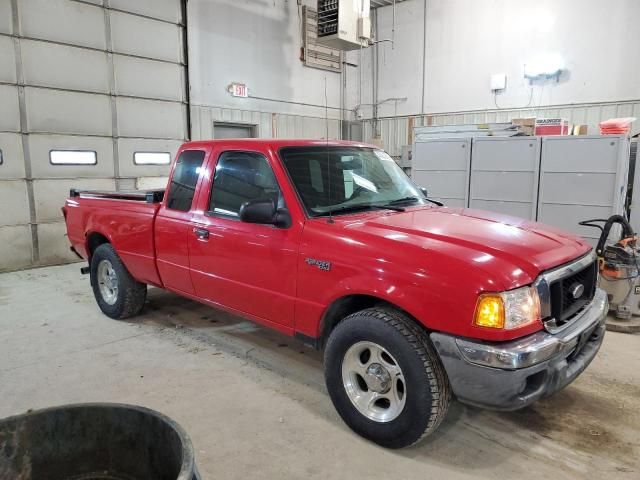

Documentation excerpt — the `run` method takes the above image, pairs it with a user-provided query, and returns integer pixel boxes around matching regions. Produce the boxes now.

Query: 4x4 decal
[305,258,331,271]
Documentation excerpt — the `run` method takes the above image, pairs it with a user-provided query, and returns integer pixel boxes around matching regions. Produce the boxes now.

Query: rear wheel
[324,307,451,448]
[90,244,147,319]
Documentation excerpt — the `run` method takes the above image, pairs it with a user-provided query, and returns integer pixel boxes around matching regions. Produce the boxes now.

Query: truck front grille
[549,259,597,327]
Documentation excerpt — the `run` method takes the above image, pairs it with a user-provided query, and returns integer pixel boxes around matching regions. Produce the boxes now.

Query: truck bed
[64,189,164,287]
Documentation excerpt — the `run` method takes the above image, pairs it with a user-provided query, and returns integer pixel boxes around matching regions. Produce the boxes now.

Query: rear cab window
[165,150,206,211]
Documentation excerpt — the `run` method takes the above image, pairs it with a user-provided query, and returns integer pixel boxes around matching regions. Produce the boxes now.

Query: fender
[82,206,162,287]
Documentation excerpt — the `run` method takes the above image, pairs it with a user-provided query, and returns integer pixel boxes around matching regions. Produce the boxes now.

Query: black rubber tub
[0,403,199,480]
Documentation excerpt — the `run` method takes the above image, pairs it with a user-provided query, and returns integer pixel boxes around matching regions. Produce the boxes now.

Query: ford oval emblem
[571,283,585,299]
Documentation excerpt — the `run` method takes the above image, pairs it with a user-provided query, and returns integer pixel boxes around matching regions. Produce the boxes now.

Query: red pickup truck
[63,139,607,448]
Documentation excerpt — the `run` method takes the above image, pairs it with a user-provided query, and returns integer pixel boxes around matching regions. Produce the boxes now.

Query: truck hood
[344,206,591,290]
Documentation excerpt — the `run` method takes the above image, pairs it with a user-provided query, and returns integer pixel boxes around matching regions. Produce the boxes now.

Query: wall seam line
[10,0,39,264]
[104,0,120,188]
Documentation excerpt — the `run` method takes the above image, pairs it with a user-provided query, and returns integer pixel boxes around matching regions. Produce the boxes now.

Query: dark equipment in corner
[580,215,640,332]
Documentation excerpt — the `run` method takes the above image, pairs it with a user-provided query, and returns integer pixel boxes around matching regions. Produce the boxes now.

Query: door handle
[193,227,209,240]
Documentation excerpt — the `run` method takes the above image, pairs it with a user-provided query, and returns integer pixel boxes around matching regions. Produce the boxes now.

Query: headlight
[474,286,541,330]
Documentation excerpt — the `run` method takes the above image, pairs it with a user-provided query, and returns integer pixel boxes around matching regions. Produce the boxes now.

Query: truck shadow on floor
[134,287,638,475]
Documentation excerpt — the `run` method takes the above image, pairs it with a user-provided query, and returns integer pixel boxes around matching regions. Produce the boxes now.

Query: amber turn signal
[474,294,505,329]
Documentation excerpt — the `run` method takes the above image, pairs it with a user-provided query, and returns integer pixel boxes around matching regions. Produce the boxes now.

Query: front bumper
[430,288,608,410]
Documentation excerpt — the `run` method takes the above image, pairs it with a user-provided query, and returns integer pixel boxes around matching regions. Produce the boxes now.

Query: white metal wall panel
[537,135,629,241]
[209,109,253,136]
[116,98,185,139]
[37,221,79,265]
[361,117,410,157]
[25,88,112,136]
[380,118,408,157]
[113,55,183,101]
[276,114,340,140]
[193,106,274,139]
[469,137,541,220]
[28,134,114,178]
[0,226,33,271]
[33,178,115,223]
[117,138,181,178]
[0,1,12,34]
[192,106,345,144]
[0,36,17,83]
[0,133,25,179]
[136,177,170,190]
[412,138,471,207]
[110,11,182,63]
[21,40,110,93]
[0,85,20,132]
[110,0,182,24]
[0,181,30,227]
[1,0,187,271]
[20,0,106,50]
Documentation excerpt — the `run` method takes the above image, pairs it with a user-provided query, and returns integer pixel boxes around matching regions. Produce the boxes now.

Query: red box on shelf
[535,118,569,135]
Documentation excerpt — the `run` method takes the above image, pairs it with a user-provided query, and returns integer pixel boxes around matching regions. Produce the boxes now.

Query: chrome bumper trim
[454,288,608,370]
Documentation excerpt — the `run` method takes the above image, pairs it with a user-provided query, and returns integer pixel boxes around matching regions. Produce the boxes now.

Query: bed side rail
[69,188,165,204]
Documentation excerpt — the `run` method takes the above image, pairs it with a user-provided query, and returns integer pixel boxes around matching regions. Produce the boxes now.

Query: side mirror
[239,199,291,228]
[420,187,429,198]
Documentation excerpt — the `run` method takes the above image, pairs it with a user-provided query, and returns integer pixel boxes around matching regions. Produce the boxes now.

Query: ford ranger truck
[63,139,607,448]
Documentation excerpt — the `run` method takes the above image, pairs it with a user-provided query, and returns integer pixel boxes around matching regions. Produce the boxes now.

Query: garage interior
[1,0,639,478]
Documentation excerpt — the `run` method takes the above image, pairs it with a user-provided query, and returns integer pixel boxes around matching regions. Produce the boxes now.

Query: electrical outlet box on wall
[491,73,507,92]
[357,16,371,41]
[316,0,371,50]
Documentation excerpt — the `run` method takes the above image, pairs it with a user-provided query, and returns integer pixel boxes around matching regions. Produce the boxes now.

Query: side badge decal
[305,258,331,271]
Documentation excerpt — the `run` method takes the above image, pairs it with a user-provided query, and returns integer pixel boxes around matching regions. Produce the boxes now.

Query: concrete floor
[1,264,639,479]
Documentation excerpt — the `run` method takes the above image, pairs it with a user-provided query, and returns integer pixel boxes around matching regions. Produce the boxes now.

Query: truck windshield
[280,146,425,216]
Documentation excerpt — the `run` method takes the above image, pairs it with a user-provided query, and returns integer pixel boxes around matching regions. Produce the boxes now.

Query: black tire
[90,243,147,319]
[324,307,451,448]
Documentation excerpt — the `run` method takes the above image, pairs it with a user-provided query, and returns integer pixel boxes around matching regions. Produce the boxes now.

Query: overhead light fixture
[524,53,565,80]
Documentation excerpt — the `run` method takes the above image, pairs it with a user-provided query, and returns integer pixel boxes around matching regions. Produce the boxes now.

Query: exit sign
[228,83,248,98]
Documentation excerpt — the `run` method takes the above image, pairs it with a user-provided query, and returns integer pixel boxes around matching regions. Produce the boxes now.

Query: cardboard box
[572,124,588,135]
[535,118,570,135]
[512,118,536,136]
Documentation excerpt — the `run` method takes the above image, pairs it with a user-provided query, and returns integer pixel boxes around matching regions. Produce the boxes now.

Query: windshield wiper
[388,195,444,207]
[318,204,405,217]
[387,196,422,206]
[371,205,405,212]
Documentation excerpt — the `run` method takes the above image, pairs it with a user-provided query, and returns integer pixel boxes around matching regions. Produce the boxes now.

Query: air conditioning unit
[316,0,371,51]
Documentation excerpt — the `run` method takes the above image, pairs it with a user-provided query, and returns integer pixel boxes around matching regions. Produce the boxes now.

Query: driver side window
[209,151,283,217]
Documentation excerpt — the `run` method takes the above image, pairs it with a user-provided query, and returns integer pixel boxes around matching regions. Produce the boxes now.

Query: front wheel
[90,243,147,319]
[324,307,451,448]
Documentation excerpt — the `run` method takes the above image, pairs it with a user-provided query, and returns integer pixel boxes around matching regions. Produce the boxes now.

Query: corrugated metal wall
[191,105,341,142]
[362,99,640,157]
[0,0,187,272]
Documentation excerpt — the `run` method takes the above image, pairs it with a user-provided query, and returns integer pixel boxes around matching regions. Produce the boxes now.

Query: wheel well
[86,232,110,259]
[319,295,419,349]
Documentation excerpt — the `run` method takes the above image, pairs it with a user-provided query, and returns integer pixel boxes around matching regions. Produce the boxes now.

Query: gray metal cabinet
[469,137,541,220]
[537,135,630,242]
[412,138,471,207]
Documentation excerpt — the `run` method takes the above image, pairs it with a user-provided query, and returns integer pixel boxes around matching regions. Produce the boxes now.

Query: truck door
[155,148,208,294]
[187,148,301,330]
